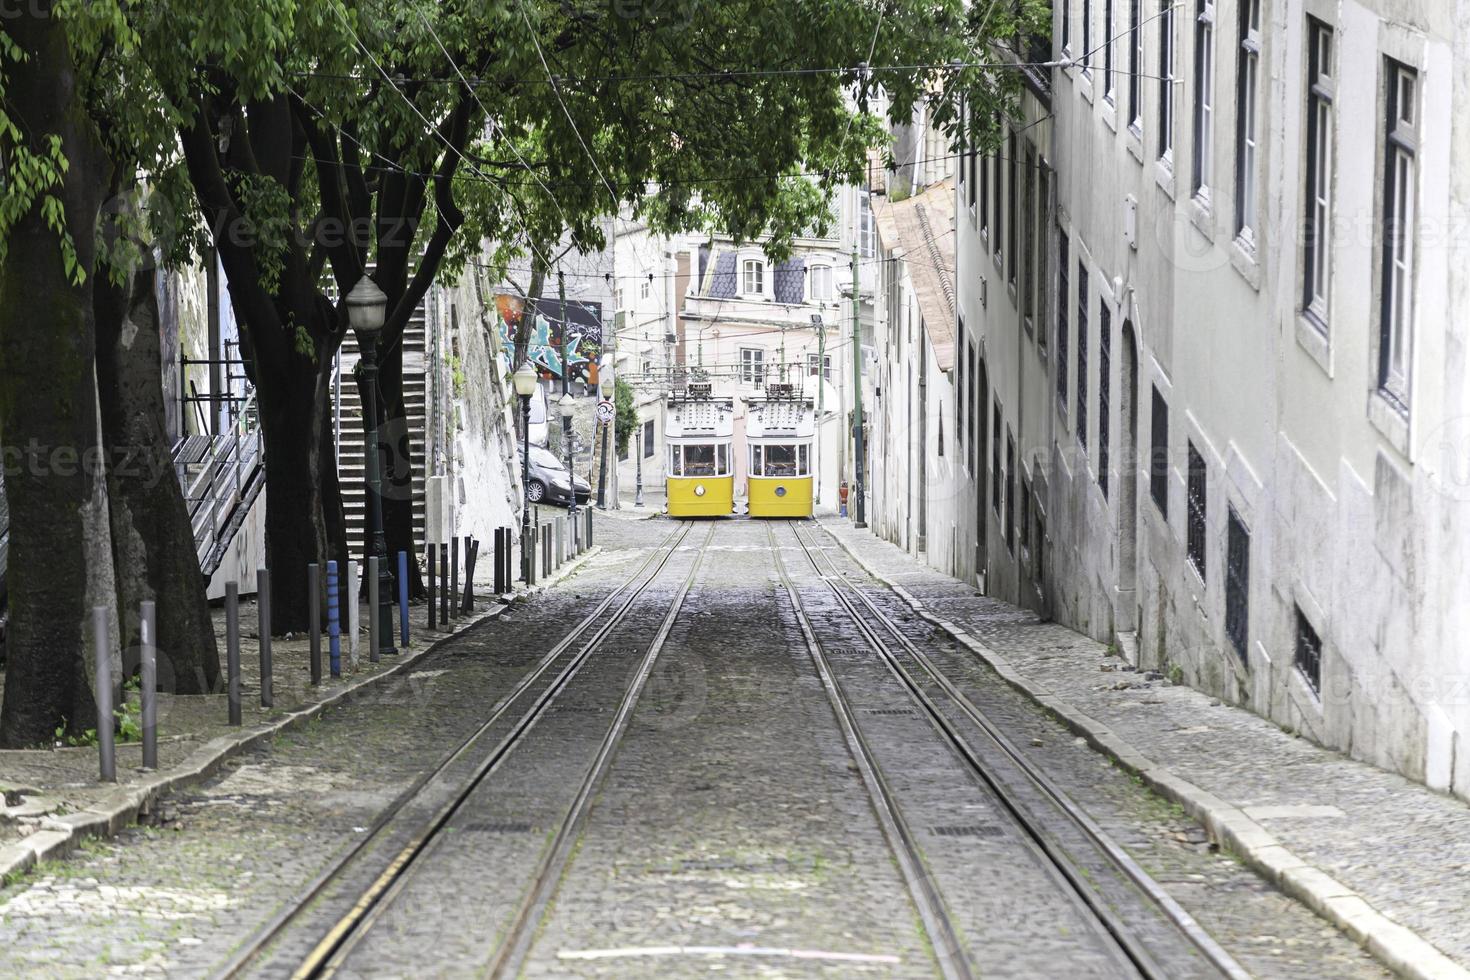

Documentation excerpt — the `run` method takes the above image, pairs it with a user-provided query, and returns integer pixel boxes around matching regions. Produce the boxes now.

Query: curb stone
[0,544,601,887]
[816,521,1468,980]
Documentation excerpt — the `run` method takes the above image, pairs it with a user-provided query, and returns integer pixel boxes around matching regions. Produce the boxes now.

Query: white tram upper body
[744,385,816,518]
[664,383,735,517]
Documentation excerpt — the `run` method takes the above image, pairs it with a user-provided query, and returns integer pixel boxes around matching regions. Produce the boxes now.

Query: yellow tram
[744,385,815,518]
[664,384,735,517]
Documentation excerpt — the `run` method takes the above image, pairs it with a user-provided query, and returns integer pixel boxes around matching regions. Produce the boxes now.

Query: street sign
[596,399,615,424]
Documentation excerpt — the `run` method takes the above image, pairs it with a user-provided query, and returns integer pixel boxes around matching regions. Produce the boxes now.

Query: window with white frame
[1128,0,1143,131]
[640,277,651,300]
[1234,0,1262,245]
[1380,59,1418,409]
[742,259,765,296]
[806,352,833,380]
[1192,0,1215,200]
[1103,0,1115,102]
[1158,0,1175,165]
[859,194,877,258]
[741,347,766,386]
[1082,0,1093,75]
[810,264,834,301]
[1302,19,1334,329]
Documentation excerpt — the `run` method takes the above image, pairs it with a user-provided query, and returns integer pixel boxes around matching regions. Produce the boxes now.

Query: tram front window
[684,444,717,476]
[764,444,798,477]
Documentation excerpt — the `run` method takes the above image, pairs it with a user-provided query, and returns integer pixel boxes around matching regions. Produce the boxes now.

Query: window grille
[1098,305,1111,497]
[1226,507,1250,660]
[1295,607,1322,693]
[1150,386,1169,517]
[1187,443,1207,579]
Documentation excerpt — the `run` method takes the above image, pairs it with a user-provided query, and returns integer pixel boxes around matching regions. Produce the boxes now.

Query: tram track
[768,522,974,980]
[776,520,1252,980]
[212,520,702,979]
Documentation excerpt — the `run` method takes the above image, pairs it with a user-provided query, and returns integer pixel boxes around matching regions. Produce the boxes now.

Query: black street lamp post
[345,277,396,657]
[513,361,538,583]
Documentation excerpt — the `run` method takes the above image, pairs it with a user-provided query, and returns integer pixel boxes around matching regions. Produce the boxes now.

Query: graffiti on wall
[496,294,604,384]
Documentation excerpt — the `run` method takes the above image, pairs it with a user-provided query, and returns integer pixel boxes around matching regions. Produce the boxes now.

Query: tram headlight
[695,484,706,496]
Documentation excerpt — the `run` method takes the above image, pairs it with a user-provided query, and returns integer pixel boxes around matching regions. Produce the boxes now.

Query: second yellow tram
[744,386,815,518]
[665,384,735,517]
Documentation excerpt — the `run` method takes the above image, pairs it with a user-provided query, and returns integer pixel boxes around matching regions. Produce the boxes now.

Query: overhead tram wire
[328,1,564,292]
[512,0,674,373]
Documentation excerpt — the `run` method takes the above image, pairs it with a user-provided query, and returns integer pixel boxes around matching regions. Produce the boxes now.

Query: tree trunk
[0,5,117,745]
[255,346,335,635]
[94,264,221,695]
[377,335,424,599]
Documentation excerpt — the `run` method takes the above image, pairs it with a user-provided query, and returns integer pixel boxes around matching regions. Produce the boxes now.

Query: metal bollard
[368,556,381,664]
[587,508,594,549]
[93,606,115,782]
[427,544,437,630]
[345,561,359,669]
[226,583,242,726]
[257,568,273,708]
[140,601,158,770]
[450,537,459,622]
[543,523,552,578]
[327,562,341,679]
[440,544,450,624]
[308,563,322,686]
[493,528,507,595]
[461,539,479,615]
[397,551,410,648]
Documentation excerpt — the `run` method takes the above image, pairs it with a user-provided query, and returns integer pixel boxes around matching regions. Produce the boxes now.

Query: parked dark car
[521,445,591,507]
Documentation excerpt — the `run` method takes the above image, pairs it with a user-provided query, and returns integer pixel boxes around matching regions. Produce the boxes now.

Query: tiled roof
[773,258,806,304]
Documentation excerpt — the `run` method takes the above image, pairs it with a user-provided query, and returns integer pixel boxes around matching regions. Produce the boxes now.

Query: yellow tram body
[744,386,816,519]
[747,473,814,517]
[664,385,735,518]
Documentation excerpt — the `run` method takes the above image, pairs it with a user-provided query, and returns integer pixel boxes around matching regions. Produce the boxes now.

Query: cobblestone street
[0,517,1396,977]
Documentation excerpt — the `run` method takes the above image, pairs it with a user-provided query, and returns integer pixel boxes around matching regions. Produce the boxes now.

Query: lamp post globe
[345,277,396,657]
[512,362,538,583]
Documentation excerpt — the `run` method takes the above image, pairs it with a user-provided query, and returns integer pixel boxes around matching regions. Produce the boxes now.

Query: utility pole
[852,244,866,528]
[852,61,870,530]
[812,311,826,506]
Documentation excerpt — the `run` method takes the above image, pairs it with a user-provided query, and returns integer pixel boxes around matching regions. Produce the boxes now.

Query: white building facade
[951,0,1470,798]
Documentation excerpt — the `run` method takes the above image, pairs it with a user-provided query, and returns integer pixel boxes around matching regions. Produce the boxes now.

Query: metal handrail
[181,389,262,569]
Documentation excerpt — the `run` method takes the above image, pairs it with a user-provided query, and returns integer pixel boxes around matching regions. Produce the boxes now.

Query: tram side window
[684,444,717,476]
[669,445,683,476]
[799,444,809,475]
[718,444,728,475]
[765,444,799,477]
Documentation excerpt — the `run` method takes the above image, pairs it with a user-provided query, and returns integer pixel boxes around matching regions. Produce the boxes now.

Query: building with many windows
[949,1,1470,798]
[612,191,876,509]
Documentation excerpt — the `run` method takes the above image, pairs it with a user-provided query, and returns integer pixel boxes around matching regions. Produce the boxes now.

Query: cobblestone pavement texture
[0,539,516,859]
[821,516,1461,973]
[0,520,643,977]
[0,515,1390,978]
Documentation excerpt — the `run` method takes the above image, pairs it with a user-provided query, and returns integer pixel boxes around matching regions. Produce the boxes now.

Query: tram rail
[212,521,701,979]
[777,520,1251,980]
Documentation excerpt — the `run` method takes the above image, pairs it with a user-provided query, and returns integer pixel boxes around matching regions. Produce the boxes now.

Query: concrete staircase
[335,307,429,557]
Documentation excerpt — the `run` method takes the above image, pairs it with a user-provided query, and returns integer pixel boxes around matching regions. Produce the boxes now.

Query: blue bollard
[397,551,410,648]
[327,561,341,679]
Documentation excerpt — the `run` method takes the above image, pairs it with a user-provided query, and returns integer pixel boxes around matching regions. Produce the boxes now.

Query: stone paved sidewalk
[819,518,1470,980]
[0,541,600,883]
